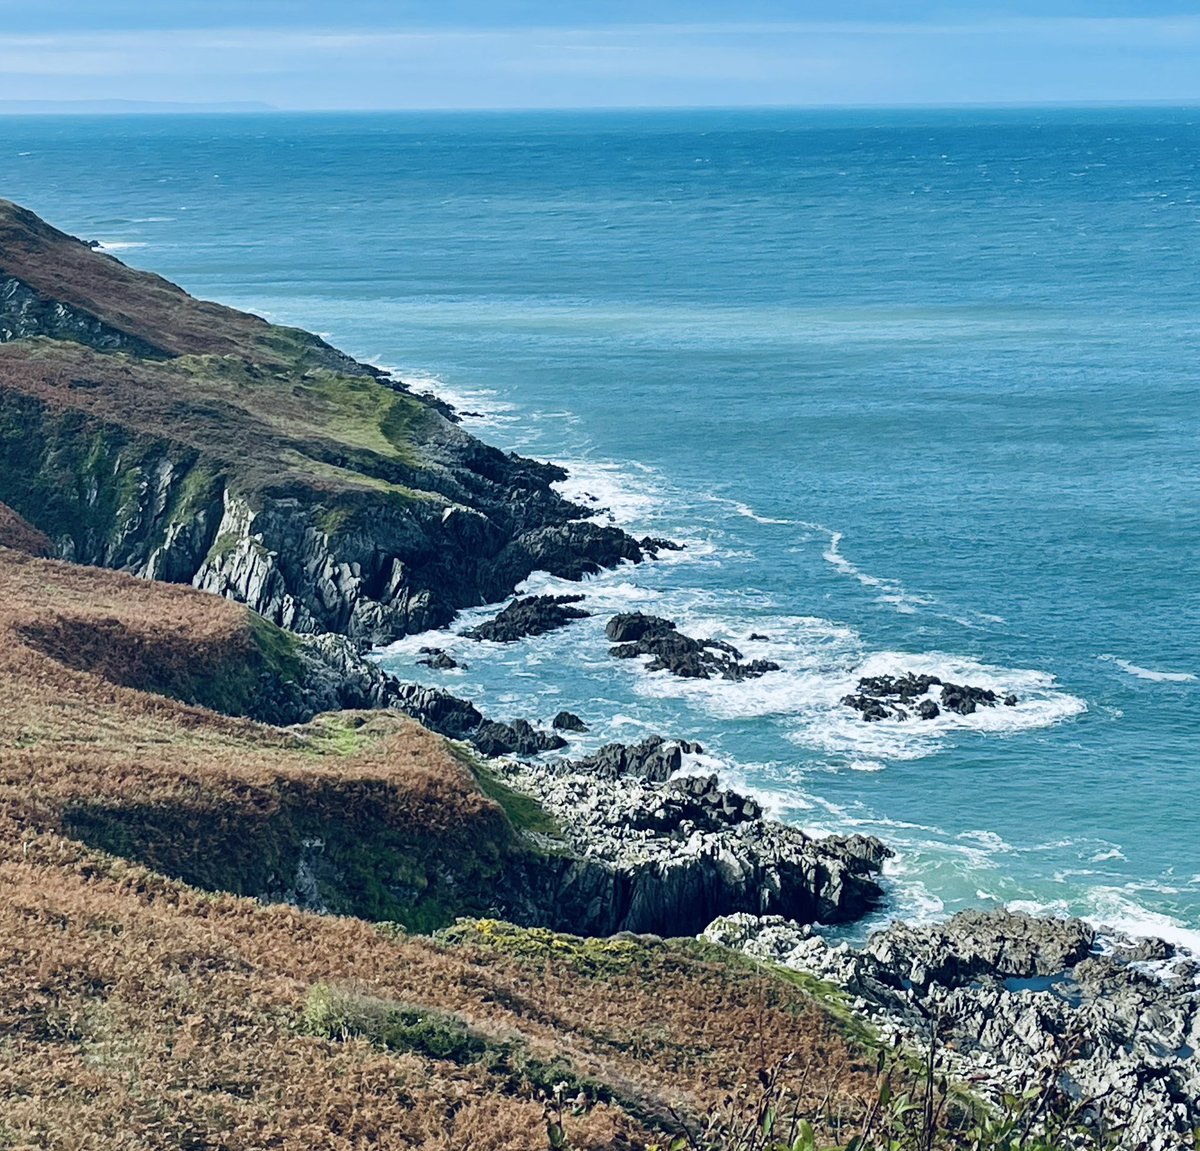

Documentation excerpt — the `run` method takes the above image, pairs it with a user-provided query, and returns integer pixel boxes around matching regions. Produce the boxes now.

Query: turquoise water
[4,108,1197,944]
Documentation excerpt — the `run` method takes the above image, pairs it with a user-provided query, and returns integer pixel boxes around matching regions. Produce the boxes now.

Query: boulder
[464,594,589,643]
[551,711,588,733]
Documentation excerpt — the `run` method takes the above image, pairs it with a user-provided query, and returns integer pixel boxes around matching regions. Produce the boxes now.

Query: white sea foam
[96,240,148,252]
[394,368,520,431]
[706,495,795,526]
[808,524,934,615]
[1097,654,1197,683]
[551,458,666,531]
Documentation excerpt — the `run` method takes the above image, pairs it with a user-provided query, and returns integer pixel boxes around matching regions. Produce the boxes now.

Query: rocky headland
[2,199,1195,1148]
[0,199,645,645]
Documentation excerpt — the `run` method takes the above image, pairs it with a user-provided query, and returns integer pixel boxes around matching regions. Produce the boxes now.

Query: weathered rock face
[706,909,1200,1150]
[0,274,167,357]
[464,593,590,643]
[606,613,780,681]
[492,756,889,937]
[0,205,650,646]
[563,734,703,783]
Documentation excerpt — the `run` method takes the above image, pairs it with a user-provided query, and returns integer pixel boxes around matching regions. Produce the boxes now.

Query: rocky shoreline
[302,630,1199,1146]
[704,910,1200,1149]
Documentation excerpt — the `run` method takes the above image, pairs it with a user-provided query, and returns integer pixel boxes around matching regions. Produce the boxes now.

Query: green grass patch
[447,743,560,838]
[437,919,651,978]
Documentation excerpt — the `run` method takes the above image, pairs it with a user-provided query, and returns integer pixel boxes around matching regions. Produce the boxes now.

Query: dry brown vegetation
[0,546,879,1149]
[0,198,293,360]
[0,500,51,555]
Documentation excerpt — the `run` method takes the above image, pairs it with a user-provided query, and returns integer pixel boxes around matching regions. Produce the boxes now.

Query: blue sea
[4,108,1197,947]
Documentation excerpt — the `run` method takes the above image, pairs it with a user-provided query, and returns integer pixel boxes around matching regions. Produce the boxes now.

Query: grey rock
[709,909,1200,1150]
[551,711,588,733]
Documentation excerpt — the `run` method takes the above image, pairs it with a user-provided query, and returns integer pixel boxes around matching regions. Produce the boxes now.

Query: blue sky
[1,2,1198,109]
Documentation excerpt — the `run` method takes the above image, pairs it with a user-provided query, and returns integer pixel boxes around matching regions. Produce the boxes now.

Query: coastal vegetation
[0,199,1189,1148]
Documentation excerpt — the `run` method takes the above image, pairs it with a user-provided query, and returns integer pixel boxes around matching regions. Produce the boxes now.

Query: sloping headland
[0,200,1196,1150]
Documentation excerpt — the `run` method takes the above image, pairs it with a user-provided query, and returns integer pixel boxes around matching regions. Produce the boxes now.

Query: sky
[0,1,1198,110]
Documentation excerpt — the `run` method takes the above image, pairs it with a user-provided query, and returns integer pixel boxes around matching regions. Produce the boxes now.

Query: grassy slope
[0,199,476,530]
[0,539,881,1149]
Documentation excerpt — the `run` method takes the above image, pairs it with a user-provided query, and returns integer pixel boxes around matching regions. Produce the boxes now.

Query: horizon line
[1,98,1199,117]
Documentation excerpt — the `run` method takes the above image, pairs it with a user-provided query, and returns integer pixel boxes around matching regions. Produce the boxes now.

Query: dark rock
[639,536,685,554]
[417,652,461,670]
[748,632,770,641]
[464,594,589,643]
[1003,693,1018,706]
[497,762,891,938]
[866,909,1095,991]
[565,734,702,784]
[916,698,940,720]
[472,719,567,758]
[842,670,1015,723]
[551,711,588,733]
[389,683,484,741]
[605,612,677,644]
[606,613,780,682]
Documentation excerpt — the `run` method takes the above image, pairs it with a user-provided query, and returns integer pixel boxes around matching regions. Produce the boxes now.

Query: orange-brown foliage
[0,500,51,554]
[0,548,876,1149]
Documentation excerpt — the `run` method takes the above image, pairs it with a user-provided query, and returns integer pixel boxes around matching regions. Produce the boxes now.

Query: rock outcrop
[606,613,780,681]
[563,734,704,783]
[492,754,889,937]
[464,593,590,643]
[706,909,1200,1150]
[842,671,1018,722]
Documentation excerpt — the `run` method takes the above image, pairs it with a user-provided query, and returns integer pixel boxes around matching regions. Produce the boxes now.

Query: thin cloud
[0,18,1197,106]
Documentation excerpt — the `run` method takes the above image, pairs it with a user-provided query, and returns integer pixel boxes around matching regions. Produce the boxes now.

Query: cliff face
[0,200,642,643]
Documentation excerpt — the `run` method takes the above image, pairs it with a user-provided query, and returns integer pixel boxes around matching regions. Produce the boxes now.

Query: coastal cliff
[3,199,1195,1149]
[0,199,642,643]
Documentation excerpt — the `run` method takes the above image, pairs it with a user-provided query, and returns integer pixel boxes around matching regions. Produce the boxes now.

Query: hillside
[0,523,885,1149]
[0,200,644,643]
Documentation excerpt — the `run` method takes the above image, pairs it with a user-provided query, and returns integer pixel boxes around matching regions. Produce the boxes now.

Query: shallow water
[4,107,1197,945]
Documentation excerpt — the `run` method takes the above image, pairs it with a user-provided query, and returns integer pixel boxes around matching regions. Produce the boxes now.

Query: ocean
[4,107,1197,947]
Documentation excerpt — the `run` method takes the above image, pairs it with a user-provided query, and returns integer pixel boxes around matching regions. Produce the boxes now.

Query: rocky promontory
[492,741,890,936]
[0,200,646,645]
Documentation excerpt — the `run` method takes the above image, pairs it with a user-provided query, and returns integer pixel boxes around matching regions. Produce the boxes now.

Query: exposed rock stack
[606,612,780,681]
[842,671,1018,722]
[705,909,1200,1150]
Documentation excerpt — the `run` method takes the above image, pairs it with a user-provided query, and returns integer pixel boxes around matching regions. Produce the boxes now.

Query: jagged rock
[551,711,587,732]
[388,683,483,741]
[864,908,1094,990]
[842,670,1016,723]
[565,734,702,783]
[417,651,461,670]
[472,719,567,758]
[639,536,684,554]
[710,909,1200,1151]
[464,594,589,643]
[494,760,890,937]
[605,612,676,644]
[606,613,780,682]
